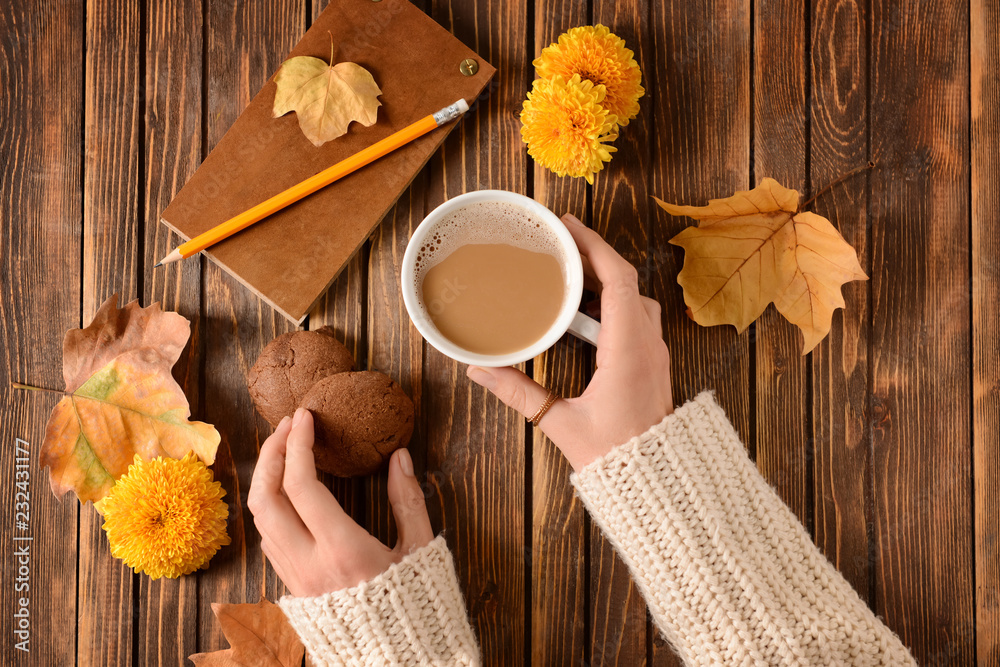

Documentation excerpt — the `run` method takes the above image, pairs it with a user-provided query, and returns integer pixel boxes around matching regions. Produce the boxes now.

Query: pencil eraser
[455,99,470,114]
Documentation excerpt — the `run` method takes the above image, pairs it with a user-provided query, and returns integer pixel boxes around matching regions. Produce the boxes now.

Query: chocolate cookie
[247,326,355,427]
[300,371,414,477]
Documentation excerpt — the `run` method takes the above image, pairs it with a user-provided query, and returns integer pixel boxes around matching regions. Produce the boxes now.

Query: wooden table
[2,0,998,665]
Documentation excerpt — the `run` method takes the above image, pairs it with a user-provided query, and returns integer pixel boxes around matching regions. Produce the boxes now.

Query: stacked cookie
[247,326,414,477]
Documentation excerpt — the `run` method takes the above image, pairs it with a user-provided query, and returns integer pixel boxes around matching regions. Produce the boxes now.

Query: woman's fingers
[248,416,313,548]
[580,254,601,294]
[387,449,434,555]
[566,216,603,295]
[250,415,293,499]
[283,408,350,532]
[561,214,649,349]
[640,296,663,337]
[466,365,571,442]
[260,537,291,583]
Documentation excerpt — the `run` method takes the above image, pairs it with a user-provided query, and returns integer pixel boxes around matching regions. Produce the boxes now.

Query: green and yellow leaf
[39,296,220,506]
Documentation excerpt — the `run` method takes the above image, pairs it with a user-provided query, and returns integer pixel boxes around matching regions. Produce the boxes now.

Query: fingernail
[397,448,414,477]
[466,365,497,390]
[563,213,584,226]
[278,415,291,428]
[292,408,306,427]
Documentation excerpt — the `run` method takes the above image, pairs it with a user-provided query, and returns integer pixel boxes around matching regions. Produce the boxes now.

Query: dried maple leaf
[655,178,868,354]
[189,600,305,667]
[272,38,382,147]
[39,295,220,505]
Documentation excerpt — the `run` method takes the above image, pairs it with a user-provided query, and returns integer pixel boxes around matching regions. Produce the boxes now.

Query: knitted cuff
[278,536,480,667]
[571,391,915,666]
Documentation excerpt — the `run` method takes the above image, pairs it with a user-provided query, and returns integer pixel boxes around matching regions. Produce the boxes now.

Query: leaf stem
[798,161,875,213]
[328,31,335,65]
[10,381,66,396]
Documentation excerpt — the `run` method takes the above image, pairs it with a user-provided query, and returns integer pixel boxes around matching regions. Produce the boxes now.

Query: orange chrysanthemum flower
[95,452,230,580]
[534,24,644,127]
[520,75,617,184]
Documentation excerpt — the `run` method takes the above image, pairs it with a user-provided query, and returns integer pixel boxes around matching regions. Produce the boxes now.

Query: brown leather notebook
[160,0,495,324]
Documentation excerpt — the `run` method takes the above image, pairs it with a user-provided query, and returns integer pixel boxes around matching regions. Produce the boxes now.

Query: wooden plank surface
[2,1,998,665]
[647,2,751,663]
[868,0,973,662]
[648,2,752,439]
[648,2,751,663]
[0,1,84,665]
[366,181,426,546]
[78,0,142,663]
[752,0,810,528]
[197,0,302,652]
[307,259,368,536]
[305,0,367,527]
[588,1,652,665]
[529,1,589,663]
[423,0,528,663]
[139,0,205,662]
[808,0,872,601]
[308,0,368,545]
[973,0,1000,662]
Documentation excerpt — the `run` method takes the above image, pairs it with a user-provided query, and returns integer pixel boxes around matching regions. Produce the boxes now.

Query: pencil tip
[153,262,162,269]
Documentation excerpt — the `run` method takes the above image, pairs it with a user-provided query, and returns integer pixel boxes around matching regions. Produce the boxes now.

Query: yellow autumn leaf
[39,296,220,506]
[654,178,868,354]
[272,41,381,147]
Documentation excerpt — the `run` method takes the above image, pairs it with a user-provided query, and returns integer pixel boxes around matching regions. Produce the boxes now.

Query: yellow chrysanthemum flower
[95,452,230,580]
[520,75,618,184]
[534,24,644,127]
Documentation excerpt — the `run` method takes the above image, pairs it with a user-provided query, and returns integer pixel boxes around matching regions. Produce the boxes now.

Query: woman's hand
[466,213,673,471]
[247,408,434,597]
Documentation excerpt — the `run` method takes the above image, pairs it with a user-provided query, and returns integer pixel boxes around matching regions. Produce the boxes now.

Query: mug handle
[567,311,601,347]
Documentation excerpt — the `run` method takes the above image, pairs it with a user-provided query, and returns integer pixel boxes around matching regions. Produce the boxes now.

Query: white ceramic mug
[400,190,601,367]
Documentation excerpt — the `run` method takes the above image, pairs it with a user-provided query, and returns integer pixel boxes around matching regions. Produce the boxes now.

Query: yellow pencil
[155,99,470,267]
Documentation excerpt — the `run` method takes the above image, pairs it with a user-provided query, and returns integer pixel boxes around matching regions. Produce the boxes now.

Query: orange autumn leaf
[654,178,868,354]
[39,295,220,505]
[189,600,305,667]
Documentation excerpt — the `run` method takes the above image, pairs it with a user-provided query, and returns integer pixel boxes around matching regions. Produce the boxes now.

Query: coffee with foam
[414,202,569,356]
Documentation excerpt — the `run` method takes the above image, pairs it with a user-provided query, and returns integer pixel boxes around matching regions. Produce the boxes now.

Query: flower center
[152,507,177,527]
[576,69,603,87]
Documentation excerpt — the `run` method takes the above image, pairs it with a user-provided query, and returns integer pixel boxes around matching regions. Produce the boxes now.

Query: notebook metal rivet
[460,58,478,76]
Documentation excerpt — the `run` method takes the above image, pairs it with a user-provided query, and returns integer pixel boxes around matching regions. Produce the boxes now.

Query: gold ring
[528,390,559,426]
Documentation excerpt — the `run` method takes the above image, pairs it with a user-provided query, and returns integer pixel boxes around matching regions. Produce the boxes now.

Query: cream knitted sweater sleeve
[278,536,480,666]
[571,391,916,666]
[279,392,915,666]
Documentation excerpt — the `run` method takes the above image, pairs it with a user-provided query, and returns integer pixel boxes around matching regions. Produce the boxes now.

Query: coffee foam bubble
[413,201,567,312]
